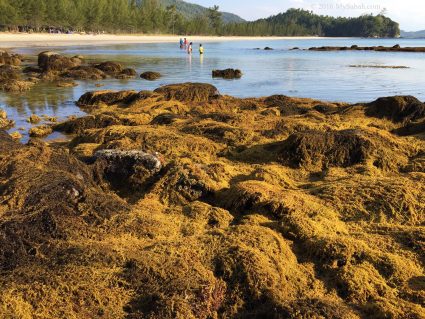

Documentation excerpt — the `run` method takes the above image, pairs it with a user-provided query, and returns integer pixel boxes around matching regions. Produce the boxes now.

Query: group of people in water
[180,38,204,55]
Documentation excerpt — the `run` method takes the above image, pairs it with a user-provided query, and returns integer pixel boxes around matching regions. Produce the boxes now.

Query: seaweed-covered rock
[38,51,82,71]
[77,90,138,107]
[116,68,137,79]
[95,61,123,74]
[364,96,425,124]
[0,51,22,66]
[61,66,107,80]
[94,149,162,193]
[275,129,391,169]
[29,125,53,138]
[0,79,34,92]
[0,109,14,129]
[54,114,122,134]
[264,95,309,116]
[212,69,242,79]
[0,65,20,81]
[140,71,161,80]
[154,83,220,102]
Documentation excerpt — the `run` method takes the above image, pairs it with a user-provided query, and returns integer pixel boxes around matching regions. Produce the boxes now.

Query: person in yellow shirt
[199,44,204,55]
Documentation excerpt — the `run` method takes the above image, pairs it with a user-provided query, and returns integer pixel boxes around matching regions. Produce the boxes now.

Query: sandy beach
[0,32,326,48]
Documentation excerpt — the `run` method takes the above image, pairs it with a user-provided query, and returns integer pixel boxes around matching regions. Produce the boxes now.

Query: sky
[187,0,424,31]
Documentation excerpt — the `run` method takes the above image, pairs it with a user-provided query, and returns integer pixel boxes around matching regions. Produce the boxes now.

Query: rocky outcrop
[38,51,82,71]
[0,65,34,92]
[140,71,161,81]
[154,82,220,102]
[29,125,53,138]
[212,69,242,79]
[61,66,107,80]
[94,61,123,74]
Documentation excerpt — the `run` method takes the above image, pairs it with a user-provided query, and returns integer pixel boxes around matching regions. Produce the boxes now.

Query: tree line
[0,0,400,38]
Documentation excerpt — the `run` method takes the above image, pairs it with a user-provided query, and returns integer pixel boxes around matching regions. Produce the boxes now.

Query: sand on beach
[0,32,326,48]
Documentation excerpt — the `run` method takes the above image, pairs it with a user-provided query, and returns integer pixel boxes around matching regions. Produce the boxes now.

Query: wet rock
[140,71,161,81]
[77,90,138,107]
[364,96,425,124]
[116,68,137,79]
[38,51,82,71]
[0,109,6,119]
[95,61,123,74]
[27,114,41,124]
[23,66,42,74]
[264,47,274,50]
[212,68,242,79]
[154,82,220,102]
[29,125,53,138]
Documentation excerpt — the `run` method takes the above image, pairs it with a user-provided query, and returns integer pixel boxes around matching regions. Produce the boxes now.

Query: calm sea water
[2,38,425,141]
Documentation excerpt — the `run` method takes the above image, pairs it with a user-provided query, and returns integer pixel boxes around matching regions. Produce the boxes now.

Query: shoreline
[0,32,339,48]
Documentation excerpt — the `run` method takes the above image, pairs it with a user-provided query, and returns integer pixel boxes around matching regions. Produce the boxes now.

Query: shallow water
[2,38,425,141]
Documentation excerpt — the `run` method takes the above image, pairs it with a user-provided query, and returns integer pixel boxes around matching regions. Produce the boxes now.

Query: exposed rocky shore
[1,80,425,318]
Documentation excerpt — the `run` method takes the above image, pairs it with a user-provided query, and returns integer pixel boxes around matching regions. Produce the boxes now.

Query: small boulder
[212,69,242,79]
[264,47,274,50]
[140,71,161,81]
[77,90,138,107]
[95,61,123,74]
[61,66,107,80]
[9,131,22,139]
[0,79,34,92]
[27,114,41,124]
[116,68,137,79]
[38,51,82,71]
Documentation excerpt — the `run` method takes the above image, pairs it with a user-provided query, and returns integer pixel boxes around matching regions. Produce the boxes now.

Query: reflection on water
[2,38,425,141]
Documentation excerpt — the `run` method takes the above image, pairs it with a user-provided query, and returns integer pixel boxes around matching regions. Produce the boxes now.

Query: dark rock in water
[140,71,161,81]
[94,149,162,192]
[212,69,242,79]
[38,51,82,71]
[117,68,137,79]
[264,47,274,50]
[393,44,401,49]
[351,45,359,49]
[364,96,425,124]
[94,61,123,74]
[154,83,220,102]
[290,47,300,50]
[151,113,181,125]
[77,90,138,107]
[61,66,107,80]
[274,129,388,169]
[264,95,309,116]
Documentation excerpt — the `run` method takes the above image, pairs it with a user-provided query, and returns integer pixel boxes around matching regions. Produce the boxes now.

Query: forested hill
[147,0,245,23]
[0,1,399,38]
[223,9,400,37]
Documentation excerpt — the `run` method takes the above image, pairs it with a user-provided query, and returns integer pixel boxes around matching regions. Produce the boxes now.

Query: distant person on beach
[179,38,184,49]
[199,44,204,54]
[184,38,188,48]
[188,42,193,54]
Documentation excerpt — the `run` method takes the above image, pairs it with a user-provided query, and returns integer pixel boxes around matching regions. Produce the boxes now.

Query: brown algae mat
[1,83,425,318]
